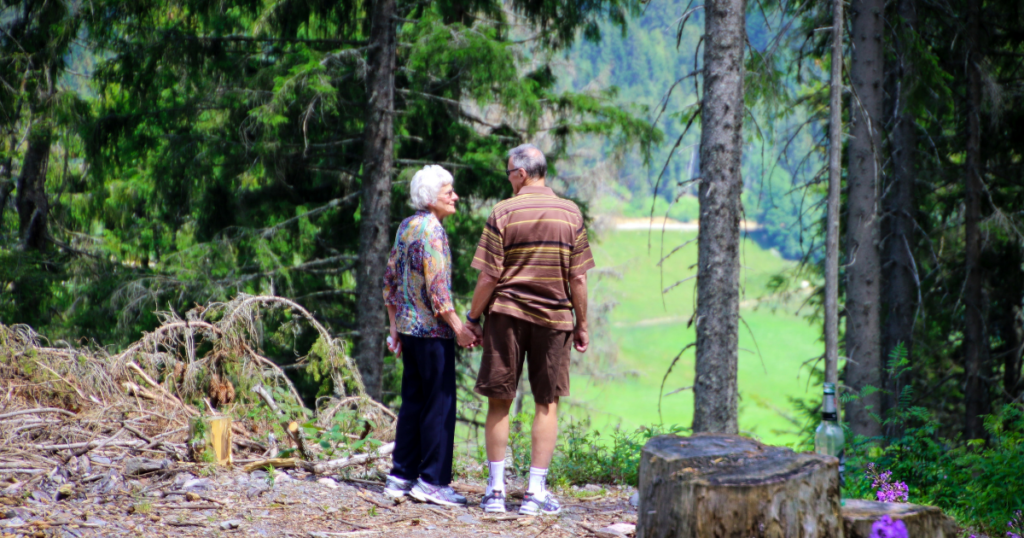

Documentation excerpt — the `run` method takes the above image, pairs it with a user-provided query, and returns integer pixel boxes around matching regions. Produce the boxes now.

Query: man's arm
[469,272,500,320]
[465,272,499,341]
[569,273,589,353]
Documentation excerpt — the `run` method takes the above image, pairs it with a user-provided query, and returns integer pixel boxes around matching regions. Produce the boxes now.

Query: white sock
[527,467,548,499]
[487,460,505,494]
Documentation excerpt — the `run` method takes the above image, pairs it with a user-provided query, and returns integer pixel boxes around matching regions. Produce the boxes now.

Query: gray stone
[246,484,271,499]
[220,519,242,530]
[90,456,112,465]
[1,517,25,527]
[31,490,51,502]
[173,472,196,487]
[457,514,481,525]
[181,478,214,491]
[124,457,171,477]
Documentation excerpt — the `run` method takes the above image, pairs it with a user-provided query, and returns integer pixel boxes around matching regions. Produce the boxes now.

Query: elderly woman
[381,165,475,507]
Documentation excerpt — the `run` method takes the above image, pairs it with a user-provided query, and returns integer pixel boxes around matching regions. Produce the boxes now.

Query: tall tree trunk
[692,0,745,434]
[963,0,989,440]
[1002,304,1023,403]
[880,0,918,439]
[354,0,397,401]
[15,125,51,251]
[844,0,884,440]
[823,0,844,387]
[0,157,14,230]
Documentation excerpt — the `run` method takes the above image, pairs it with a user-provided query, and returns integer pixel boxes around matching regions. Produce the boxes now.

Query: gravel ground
[0,461,638,538]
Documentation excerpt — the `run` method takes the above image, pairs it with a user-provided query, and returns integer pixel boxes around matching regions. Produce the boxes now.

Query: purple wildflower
[1008,510,1023,538]
[865,464,909,503]
[870,515,908,538]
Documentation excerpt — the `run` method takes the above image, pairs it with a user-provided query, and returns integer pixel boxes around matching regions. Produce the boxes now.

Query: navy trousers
[390,334,457,486]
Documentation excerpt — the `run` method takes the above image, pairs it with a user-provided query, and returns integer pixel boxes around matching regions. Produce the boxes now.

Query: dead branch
[305,442,395,474]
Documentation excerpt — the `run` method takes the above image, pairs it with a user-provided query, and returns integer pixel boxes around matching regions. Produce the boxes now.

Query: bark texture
[15,126,51,251]
[962,0,989,440]
[693,0,745,434]
[845,0,884,439]
[354,0,397,401]
[880,0,918,437]
[824,0,844,385]
[0,159,13,231]
[842,500,958,538]
[637,434,842,538]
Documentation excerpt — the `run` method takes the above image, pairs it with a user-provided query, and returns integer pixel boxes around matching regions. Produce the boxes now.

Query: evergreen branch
[259,193,360,238]
[396,158,472,169]
[171,34,367,47]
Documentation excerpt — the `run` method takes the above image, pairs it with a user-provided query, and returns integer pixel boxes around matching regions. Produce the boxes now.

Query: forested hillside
[556,3,824,260]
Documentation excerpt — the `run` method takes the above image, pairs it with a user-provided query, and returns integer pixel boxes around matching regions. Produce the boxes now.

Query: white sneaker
[384,475,413,499]
[519,491,560,515]
[480,489,506,513]
[408,479,467,507]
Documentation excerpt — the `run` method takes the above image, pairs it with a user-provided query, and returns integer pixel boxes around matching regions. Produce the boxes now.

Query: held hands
[456,323,483,349]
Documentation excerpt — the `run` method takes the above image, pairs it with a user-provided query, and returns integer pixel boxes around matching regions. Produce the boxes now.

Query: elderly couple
[380,144,594,515]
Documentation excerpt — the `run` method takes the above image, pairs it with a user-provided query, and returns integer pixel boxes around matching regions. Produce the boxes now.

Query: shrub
[844,403,1024,535]
[508,415,688,487]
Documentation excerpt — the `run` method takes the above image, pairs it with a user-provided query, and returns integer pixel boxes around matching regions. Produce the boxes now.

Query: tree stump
[637,434,842,538]
[841,500,958,538]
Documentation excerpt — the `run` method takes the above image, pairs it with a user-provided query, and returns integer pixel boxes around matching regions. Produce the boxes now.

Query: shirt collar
[516,185,555,197]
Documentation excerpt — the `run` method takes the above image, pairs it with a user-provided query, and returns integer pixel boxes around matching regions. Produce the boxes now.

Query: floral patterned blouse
[382,211,455,339]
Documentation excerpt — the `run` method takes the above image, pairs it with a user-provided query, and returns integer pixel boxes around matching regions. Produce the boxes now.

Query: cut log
[841,499,958,538]
[637,434,842,538]
[190,415,233,466]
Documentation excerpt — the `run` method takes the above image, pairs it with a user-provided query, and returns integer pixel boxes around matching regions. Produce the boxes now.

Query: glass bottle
[814,382,846,483]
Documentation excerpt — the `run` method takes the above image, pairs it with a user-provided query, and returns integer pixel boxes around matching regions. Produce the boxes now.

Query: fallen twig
[306,442,395,474]
[0,408,77,420]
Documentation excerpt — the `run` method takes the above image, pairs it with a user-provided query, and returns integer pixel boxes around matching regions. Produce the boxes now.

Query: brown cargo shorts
[474,313,573,405]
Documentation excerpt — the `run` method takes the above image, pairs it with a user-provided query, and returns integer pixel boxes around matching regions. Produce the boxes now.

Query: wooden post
[637,434,842,538]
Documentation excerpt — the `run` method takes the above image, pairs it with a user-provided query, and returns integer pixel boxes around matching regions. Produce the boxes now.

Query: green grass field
[565,228,822,447]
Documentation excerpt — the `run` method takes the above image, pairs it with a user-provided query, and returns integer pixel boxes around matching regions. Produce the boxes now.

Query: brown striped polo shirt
[471,185,596,330]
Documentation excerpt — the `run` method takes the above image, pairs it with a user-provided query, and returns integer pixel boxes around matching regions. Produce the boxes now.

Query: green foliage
[549,419,689,486]
[501,412,687,486]
[844,404,1024,535]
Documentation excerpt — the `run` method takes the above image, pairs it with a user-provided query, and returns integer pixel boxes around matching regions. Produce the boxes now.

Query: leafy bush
[849,404,1024,534]
[502,413,688,486]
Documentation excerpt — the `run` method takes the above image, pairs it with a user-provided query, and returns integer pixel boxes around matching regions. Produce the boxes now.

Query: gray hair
[409,165,454,211]
[508,144,547,179]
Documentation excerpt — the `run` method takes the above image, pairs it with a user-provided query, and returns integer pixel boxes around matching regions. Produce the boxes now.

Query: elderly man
[464,144,594,515]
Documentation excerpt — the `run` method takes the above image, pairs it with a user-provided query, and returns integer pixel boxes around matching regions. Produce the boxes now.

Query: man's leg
[485,397,514,463]
[475,314,523,506]
[530,397,558,468]
[520,328,572,514]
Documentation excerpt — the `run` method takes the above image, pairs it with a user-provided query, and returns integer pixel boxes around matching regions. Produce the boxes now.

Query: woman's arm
[386,305,401,356]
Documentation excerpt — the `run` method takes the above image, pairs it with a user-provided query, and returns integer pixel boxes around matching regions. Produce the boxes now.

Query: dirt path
[0,463,638,538]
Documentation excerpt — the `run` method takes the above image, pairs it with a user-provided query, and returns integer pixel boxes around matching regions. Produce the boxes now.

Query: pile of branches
[0,294,396,484]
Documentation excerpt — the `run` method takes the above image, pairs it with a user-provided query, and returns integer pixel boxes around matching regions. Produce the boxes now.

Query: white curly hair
[409,165,454,211]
